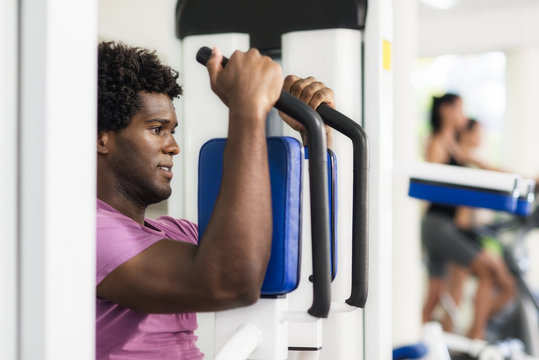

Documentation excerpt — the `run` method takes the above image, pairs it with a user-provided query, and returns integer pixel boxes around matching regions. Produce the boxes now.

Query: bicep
[96,239,229,314]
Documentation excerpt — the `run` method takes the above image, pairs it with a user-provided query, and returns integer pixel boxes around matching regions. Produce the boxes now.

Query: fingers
[284,75,336,110]
[286,75,315,98]
[283,74,301,93]
[282,75,336,148]
[306,86,335,110]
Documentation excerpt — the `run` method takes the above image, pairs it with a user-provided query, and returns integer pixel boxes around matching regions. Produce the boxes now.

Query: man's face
[107,91,179,206]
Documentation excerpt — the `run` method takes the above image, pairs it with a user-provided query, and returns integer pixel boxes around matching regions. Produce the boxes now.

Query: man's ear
[97,131,111,155]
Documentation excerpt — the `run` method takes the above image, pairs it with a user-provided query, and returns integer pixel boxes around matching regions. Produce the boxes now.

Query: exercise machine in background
[408,162,539,360]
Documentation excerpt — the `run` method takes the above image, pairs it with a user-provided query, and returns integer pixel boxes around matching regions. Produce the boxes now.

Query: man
[96,41,334,359]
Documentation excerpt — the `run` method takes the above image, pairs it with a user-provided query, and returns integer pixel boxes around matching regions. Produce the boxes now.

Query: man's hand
[206,47,283,122]
[281,75,336,146]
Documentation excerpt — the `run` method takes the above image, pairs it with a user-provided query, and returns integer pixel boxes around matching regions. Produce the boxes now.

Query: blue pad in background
[407,162,523,214]
[392,343,428,360]
[198,137,303,295]
[409,179,518,213]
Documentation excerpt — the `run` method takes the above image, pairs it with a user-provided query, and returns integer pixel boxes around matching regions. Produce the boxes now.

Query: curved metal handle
[196,46,331,318]
[316,104,369,308]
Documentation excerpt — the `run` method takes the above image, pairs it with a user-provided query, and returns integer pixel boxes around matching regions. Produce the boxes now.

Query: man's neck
[98,192,147,225]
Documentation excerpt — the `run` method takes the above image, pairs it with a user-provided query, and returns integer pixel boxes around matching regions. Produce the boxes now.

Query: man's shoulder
[148,216,198,245]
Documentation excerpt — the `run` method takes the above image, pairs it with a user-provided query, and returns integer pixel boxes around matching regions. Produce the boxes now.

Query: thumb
[206,46,223,86]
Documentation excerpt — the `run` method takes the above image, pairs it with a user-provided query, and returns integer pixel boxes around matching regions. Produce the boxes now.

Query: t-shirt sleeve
[154,216,199,246]
[96,212,165,285]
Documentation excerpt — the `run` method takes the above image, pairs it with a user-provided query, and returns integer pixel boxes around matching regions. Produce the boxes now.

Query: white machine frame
[175,0,394,357]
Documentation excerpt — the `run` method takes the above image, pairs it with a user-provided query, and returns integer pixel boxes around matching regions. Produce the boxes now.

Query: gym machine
[409,162,539,360]
[195,42,367,358]
[173,0,394,358]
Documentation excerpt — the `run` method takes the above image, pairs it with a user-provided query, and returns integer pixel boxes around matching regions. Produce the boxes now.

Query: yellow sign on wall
[383,39,391,71]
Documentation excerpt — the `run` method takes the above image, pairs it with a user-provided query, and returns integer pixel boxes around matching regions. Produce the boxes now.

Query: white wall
[98,0,184,219]
[98,0,180,62]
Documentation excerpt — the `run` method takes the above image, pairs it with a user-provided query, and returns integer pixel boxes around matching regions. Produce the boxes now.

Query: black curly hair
[98,41,183,132]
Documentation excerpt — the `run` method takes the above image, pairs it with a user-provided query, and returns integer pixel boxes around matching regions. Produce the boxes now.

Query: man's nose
[164,134,180,155]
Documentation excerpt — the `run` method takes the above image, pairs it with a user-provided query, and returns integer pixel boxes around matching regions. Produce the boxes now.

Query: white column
[282,28,363,359]
[0,0,18,359]
[503,47,539,176]
[19,0,97,359]
[364,0,394,359]
[392,0,423,347]
[504,47,539,290]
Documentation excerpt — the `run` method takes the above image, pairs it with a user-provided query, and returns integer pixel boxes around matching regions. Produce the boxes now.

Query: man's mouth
[157,164,174,179]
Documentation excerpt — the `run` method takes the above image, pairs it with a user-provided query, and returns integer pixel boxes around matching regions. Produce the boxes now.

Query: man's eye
[171,129,176,135]
[151,127,162,135]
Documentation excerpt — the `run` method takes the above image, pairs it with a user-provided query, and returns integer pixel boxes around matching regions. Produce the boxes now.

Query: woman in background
[421,95,515,339]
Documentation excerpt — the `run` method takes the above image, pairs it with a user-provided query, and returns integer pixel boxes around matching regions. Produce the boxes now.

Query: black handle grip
[196,46,332,318]
[316,104,369,308]
[196,46,228,67]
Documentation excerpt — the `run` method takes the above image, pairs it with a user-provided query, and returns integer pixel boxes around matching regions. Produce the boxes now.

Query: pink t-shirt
[96,199,204,360]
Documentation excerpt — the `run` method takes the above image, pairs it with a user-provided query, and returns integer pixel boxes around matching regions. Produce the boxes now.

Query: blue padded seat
[198,137,337,296]
[408,162,521,214]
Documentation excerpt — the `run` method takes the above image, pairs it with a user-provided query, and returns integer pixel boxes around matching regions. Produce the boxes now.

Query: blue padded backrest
[198,137,303,295]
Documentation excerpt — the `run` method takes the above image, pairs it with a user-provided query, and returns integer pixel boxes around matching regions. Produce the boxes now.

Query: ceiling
[417,0,539,56]
[420,0,539,14]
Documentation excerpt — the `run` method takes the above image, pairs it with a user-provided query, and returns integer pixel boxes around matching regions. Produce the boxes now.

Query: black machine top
[175,0,368,53]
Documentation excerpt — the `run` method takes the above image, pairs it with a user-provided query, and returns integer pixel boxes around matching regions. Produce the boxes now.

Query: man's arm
[97,48,281,313]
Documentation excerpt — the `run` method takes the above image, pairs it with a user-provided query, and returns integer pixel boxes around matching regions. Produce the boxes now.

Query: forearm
[195,108,272,301]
